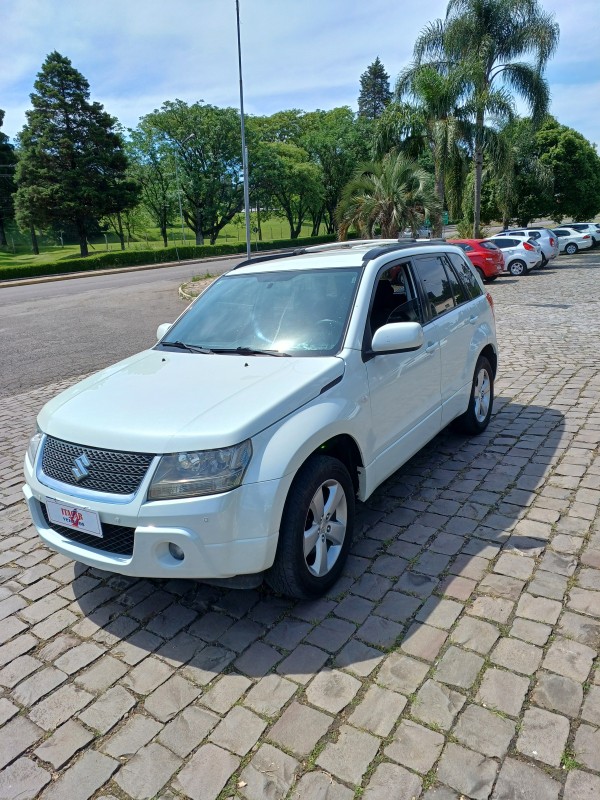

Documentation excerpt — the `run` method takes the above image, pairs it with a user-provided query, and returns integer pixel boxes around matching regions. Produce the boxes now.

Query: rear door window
[447,253,483,299]
[413,255,455,318]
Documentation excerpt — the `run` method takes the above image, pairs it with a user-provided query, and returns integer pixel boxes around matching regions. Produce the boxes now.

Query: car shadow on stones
[73,397,567,683]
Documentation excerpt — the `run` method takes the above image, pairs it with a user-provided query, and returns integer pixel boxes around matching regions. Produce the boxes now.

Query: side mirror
[156,323,172,341]
[371,322,424,354]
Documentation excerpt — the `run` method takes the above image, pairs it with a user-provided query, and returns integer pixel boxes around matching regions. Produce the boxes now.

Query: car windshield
[158,267,362,356]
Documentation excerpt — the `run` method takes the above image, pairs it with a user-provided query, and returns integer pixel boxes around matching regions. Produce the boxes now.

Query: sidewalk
[0,252,599,799]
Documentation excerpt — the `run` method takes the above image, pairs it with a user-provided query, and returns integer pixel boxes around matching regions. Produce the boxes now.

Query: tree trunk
[117,211,125,250]
[76,220,88,257]
[194,207,204,246]
[473,109,485,238]
[30,224,40,255]
[432,166,445,238]
[256,205,263,241]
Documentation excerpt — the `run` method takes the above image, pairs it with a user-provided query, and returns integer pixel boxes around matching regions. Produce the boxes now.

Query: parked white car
[553,227,594,254]
[24,240,498,599]
[486,236,543,275]
[560,223,600,247]
[493,228,559,266]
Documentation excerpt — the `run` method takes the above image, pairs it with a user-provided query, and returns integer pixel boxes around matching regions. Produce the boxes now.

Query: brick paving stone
[491,757,560,800]
[112,629,162,666]
[377,652,429,695]
[0,654,41,687]
[244,673,297,717]
[373,591,421,623]
[394,571,438,597]
[268,701,332,756]
[0,632,37,666]
[18,594,68,624]
[289,771,353,800]
[74,654,129,692]
[144,673,201,722]
[348,684,406,736]
[0,615,26,645]
[516,593,562,624]
[101,713,162,758]
[581,685,600,725]
[182,644,235,685]
[28,683,93,731]
[568,587,600,617]
[305,668,361,714]
[32,608,78,640]
[494,552,535,580]
[401,623,447,661]
[531,671,583,717]
[41,750,118,800]
[516,707,570,766]
[416,597,463,630]
[234,640,282,678]
[362,762,422,800]
[412,680,465,730]
[0,716,44,770]
[291,597,335,623]
[34,719,94,769]
[490,637,543,675]
[174,743,240,800]
[540,550,577,576]
[122,656,173,695]
[434,646,484,689]
[305,615,356,651]
[0,757,51,800]
[422,788,459,800]
[574,723,600,771]
[238,743,298,800]
[542,636,595,682]
[0,697,18,725]
[449,554,489,581]
[438,574,477,601]
[201,674,252,715]
[264,618,312,650]
[351,571,394,599]
[158,705,219,757]
[54,641,105,674]
[510,617,552,646]
[385,718,444,773]
[558,610,600,648]
[453,703,515,757]
[450,616,499,654]
[563,769,600,800]
[334,594,374,623]
[115,742,182,799]
[209,705,267,756]
[316,724,380,786]
[467,595,514,623]
[78,684,136,733]
[436,743,498,800]
[276,644,329,684]
[219,617,265,653]
[479,572,526,600]
[356,614,404,647]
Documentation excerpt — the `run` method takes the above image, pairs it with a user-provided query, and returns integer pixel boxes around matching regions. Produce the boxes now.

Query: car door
[365,261,442,488]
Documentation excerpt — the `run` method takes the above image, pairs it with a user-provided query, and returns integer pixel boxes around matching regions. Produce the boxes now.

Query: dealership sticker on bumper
[46,498,103,537]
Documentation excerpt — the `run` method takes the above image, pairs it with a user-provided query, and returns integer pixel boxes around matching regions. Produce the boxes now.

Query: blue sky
[1,0,598,147]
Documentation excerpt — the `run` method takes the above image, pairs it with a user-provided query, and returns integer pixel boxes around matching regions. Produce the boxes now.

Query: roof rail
[232,238,390,269]
[232,249,307,269]
[361,239,449,263]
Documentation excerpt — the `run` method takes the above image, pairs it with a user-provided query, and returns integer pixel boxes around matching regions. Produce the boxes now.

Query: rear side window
[447,253,483,299]
[444,260,469,306]
[413,256,455,317]
[493,238,516,248]
[481,241,499,251]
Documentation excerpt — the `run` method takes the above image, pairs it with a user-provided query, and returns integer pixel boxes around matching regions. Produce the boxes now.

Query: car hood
[38,349,345,453]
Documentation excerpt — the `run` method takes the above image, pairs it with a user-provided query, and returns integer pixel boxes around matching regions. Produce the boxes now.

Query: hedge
[0,234,339,282]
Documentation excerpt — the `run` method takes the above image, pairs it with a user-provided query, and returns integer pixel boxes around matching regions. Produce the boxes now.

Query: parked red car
[448,239,505,282]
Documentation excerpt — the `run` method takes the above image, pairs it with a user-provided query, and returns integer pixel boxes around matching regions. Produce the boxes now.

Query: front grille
[41,503,134,556]
[41,436,154,495]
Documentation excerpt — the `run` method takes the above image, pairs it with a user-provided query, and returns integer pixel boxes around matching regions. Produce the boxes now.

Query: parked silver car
[493,228,559,266]
[487,236,543,275]
[552,227,594,254]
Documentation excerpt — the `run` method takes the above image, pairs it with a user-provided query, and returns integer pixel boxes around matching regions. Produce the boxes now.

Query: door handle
[425,342,437,354]
[469,315,478,325]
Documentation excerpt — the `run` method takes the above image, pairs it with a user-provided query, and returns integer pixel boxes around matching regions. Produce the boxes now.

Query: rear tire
[540,254,548,267]
[266,455,354,599]
[475,267,486,283]
[509,260,526,276]
[455,356,494,435]
[565,242,578,255]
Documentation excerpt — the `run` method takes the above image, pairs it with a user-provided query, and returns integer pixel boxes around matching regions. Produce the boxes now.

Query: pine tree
[0,110,16,246]
[358,57,392,120]
[15,51,138,256]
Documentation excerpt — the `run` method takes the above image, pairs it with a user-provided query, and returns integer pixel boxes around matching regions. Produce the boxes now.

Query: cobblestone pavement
[1,251,599,800]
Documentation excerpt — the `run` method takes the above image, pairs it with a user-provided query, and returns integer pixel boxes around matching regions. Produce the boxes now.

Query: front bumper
[23,463,286,580]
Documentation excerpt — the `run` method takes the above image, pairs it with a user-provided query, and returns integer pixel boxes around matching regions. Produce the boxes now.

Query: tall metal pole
[236,0,252,261]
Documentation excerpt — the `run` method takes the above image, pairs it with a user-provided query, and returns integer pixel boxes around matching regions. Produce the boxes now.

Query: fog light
[168,543,185,561]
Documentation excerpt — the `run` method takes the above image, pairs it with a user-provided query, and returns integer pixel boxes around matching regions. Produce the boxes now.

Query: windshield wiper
[161,341,213,354]
[214,346,290,357]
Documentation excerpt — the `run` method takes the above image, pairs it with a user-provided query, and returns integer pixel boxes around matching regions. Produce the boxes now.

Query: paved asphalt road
[0,257,237,399]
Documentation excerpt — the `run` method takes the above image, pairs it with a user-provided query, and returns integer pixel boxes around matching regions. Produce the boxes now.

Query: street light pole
[236,0,252,261]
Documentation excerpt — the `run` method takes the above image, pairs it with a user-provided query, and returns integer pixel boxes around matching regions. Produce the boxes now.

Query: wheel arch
[479,343,498,378]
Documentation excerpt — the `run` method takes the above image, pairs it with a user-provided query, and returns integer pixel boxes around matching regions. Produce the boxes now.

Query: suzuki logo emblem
[72,453,91,482]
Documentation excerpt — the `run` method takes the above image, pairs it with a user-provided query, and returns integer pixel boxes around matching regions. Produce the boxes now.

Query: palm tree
[412,0,559,236]
[336,152,440,240]
[374,65,470,236]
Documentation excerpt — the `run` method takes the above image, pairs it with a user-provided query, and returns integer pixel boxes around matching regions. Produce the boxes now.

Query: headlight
[147,440,252,500]
[27,426,44,467]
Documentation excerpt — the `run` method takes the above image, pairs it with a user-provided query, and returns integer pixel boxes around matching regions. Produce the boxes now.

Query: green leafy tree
[536,117,600,222]
[0,110,17,246]
[336,152,440,239]
[141,100,244,245]
[14,51,138,256]
[358,57,392,120]
[412,0,559,236]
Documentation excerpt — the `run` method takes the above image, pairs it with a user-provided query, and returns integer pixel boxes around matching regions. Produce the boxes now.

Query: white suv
[24,240,498,599]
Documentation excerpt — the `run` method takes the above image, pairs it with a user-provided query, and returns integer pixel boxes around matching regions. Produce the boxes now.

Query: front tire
[455,356,494,435]
[565,242,578,255]
[266,455,354,599]
[509,259,526,276]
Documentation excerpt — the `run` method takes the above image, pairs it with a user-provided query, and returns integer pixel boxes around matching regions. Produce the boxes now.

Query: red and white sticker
[46,498,103,538]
